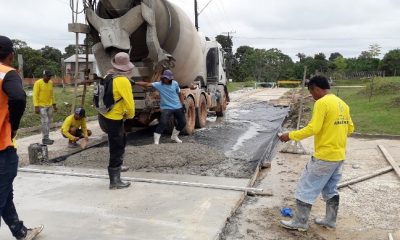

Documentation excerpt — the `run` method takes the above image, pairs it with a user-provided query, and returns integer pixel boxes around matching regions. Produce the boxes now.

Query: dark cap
[74,107,86,117]
[43,70,53,77]
[0,35,14,56]
[161,69,174,80]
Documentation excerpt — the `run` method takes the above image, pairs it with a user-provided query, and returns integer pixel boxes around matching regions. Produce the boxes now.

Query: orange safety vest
[0,64,14,150]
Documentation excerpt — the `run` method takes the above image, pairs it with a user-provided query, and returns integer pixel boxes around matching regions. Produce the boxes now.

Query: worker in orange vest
[0,35,44,239]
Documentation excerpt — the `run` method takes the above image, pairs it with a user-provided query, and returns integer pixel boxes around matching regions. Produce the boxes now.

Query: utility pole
[221,31,235,52]
[221,31,236,80]
[194,0,199,31]
[195,0,216,31]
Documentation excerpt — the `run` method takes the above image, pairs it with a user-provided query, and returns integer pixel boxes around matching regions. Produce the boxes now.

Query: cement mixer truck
[84,0,229,134]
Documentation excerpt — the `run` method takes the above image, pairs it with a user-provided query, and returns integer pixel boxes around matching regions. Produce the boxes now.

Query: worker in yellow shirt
[97,52,135,190]
[278,76,354,231]
[61,107,92,148]
[33,70,57,145]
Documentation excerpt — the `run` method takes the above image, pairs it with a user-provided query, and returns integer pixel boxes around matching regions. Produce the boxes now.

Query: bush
[360,78,400,95]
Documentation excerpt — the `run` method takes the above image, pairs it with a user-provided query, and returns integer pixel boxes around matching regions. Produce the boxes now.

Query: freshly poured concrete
[0,168,249,240]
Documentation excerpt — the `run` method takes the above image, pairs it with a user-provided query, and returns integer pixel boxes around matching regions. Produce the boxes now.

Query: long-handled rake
[280,66,308,155]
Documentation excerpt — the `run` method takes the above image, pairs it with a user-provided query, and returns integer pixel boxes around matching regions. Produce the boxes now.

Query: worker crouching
[61,107,91,148]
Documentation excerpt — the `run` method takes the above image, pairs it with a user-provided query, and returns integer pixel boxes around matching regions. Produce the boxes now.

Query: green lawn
[331,77,400,135]
[20,86,97,128]
[227,81,256,92]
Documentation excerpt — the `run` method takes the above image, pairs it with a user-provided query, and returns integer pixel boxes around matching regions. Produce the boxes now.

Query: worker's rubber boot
[154,133,161,144]
[171,128,182,143]
[17,225,44,240]
[315,195,339,229]
[108,167,130,190]
[280,199,312,231]
[42,138,54,145]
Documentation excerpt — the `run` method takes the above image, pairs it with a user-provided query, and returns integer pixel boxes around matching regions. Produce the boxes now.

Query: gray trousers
[39,107,53,139]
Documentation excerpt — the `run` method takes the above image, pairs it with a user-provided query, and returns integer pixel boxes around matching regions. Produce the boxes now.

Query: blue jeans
[0,147,27,239]
[295,157,343,205]
[155,108,186,134]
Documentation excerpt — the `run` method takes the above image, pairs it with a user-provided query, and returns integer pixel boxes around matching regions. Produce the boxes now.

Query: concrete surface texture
[222,137,400,240]
[0,169,249,240]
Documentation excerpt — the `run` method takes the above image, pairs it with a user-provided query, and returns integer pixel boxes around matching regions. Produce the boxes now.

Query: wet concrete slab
[0,167,249,240]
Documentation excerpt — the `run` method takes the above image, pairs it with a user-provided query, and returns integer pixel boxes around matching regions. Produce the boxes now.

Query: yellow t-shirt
[289,94,355,161]
[33,79,55,107]
[61,115,88,141]
[101,76,135,120]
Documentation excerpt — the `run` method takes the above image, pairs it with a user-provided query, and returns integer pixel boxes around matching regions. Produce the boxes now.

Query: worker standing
[33,70,57,145]
[278,76,354,231]
[0,35,44,239]
[136,69,186,144]
[98,52,135,190]
[61,107,92,148]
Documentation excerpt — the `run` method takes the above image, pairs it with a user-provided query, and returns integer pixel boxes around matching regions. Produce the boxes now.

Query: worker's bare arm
[135,81,153,88]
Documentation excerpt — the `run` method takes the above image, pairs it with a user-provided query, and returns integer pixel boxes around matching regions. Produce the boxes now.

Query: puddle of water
[229,120,262,153]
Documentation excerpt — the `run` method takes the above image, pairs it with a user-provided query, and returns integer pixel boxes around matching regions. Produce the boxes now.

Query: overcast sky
[2,0,400,60]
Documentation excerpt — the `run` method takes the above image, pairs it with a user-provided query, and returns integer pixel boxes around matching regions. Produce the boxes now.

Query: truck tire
[216,93,227,117]
[184,96,196,135]
[195,94,207,128]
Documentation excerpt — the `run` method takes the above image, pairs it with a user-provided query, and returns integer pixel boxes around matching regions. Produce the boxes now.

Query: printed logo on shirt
[334,120,349,125]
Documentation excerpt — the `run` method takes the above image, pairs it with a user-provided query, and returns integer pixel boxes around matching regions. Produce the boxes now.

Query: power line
[217,0,234,32]
[199,0,215,15]
[203,3,227,35]
[234,36,400,41]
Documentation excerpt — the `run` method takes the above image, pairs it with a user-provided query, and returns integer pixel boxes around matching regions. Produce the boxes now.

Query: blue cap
[161,69,174,80]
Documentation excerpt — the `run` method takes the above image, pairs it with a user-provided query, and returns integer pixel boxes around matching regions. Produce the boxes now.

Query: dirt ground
[221,132,400,240]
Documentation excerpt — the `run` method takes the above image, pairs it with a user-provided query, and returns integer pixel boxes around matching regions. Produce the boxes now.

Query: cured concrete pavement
[0,167,249,240]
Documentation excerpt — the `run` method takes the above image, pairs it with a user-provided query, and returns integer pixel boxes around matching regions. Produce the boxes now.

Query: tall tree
[334,56,347,72]
[313,53,329,73]
[64,44,86,58]
[215,34,233,54]
[235,46,254,61]
[215,34,234,79]
[12,39,28,49]
[264,48,294,81]
[296,53,306,61]
[368,43,381,58]
[359,44,381,59]
[41,46,62,64]
[381,49,400,76]
[329,52,343,61]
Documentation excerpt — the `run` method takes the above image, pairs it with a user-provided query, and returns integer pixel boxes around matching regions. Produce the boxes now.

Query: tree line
[216,35,400,82]
[10,37,400,82]
[11,39,89,78]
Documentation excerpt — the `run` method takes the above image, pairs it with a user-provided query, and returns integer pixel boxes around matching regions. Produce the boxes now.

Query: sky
[2,0,400,61]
